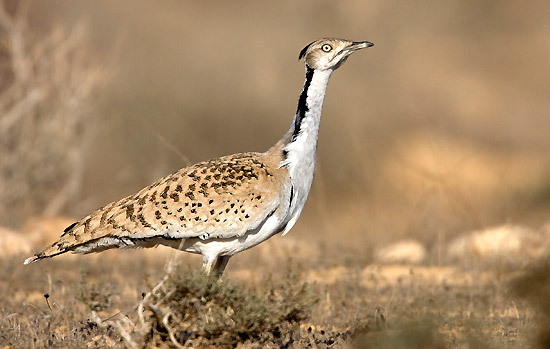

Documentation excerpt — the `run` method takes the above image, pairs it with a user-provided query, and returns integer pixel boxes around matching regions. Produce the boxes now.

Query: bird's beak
[343,41,374,52]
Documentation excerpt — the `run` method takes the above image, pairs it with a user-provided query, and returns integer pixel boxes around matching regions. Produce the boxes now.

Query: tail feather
[23,194,138,265]
[23,228,81,265]
[23,214,159,265]
[23,249,67,265]
[23,256,38,265]
[23,176,196,265]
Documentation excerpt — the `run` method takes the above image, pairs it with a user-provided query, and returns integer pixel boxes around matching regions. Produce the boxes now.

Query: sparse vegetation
[1,253,545,348]
[126,269,320,347]
[511,258,550,348]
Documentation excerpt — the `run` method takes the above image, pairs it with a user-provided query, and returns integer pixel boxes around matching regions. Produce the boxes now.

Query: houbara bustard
[25,38,374,276]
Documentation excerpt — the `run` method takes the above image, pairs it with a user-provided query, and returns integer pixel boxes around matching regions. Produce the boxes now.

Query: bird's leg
[201,255,215,275]
[201,255,231,278]
[212,255,231,277]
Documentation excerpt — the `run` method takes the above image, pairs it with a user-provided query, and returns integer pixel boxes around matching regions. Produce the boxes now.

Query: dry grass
[510,258,550,348]
[1,249,547,348]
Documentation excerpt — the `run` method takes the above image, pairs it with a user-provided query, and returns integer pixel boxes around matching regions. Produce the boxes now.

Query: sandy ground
[1,217,549,347]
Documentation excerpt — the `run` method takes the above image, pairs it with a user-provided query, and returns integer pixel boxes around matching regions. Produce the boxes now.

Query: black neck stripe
[292,66,315,141]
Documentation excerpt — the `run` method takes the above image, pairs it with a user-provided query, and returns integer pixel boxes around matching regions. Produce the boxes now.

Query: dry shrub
[0,0,104,228]
[123,270,320,347]
[146,273,315,346]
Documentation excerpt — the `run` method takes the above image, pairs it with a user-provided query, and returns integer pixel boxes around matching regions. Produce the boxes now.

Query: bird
[24,38,374,276]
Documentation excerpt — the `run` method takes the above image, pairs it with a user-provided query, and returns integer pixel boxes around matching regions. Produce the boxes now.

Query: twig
[44,293,53,313]
[138,274,168,326]
[0,89,45,131]
[163,312,186,349]
[90,311,139,349]
[157,132,192,167]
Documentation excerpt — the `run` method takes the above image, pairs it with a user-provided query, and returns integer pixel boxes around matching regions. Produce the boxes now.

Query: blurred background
[1,0,549,265]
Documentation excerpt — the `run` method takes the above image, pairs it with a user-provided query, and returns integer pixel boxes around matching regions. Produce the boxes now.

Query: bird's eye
[321,44,332,52]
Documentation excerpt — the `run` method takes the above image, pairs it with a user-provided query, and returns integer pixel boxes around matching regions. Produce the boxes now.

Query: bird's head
[299,38,374,71]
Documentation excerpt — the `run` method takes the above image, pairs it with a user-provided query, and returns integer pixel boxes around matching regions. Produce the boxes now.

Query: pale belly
[163,213,284,260]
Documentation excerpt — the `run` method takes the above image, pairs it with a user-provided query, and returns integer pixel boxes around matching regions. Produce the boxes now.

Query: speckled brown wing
[26,152,285,263]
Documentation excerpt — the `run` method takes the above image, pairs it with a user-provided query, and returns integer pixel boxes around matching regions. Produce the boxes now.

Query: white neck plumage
[278,65,333,235]
[282,66,332,171]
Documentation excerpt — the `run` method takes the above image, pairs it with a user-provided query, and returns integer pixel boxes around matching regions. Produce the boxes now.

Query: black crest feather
[64,221,78,233]
[298,41,315,60]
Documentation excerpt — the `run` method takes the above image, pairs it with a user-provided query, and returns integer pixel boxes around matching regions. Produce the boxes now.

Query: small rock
[447,224,547,264]
[374,240,426,264]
